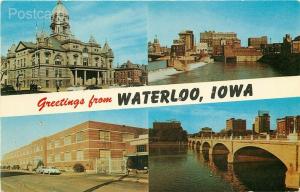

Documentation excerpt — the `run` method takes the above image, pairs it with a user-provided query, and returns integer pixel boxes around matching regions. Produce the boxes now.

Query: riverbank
[259,53,300,75]
[148,62,207,82]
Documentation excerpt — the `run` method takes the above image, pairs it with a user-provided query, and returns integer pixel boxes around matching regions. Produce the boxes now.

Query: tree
[36,160,44,168]
[73,163,85,172]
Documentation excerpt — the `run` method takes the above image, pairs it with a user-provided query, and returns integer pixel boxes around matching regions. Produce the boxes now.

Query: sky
[1,1,299,64]
[1,97,300,158]
[1,108,149,158]
[148,1,300,47]
[148,97,300,133]
[1,1,148,65]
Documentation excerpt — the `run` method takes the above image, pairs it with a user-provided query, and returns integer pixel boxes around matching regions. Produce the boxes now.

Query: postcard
[1,1,300,192]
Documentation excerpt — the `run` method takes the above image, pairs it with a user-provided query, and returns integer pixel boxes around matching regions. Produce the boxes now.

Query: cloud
[69,5,147,65]
[1,2,148,65]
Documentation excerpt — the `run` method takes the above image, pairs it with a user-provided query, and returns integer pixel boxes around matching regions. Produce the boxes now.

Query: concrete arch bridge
[188,136,300,189]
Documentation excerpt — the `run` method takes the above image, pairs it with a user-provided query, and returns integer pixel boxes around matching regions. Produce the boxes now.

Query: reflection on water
[149,62,283,85]
[150,146,287,192]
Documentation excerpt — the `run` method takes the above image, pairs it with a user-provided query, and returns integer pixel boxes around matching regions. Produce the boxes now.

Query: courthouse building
[1,121,148,172]
[5,1,114,91]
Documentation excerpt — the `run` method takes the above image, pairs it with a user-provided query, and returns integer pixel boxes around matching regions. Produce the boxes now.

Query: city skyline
[1,1,148,65]
[148,97,300,134]
[148,1,300,47]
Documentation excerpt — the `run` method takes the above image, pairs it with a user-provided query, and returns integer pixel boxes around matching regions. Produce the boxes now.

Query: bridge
[188,136,300,189]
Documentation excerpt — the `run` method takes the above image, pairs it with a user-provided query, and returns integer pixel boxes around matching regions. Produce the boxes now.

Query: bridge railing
[188,135,298,142]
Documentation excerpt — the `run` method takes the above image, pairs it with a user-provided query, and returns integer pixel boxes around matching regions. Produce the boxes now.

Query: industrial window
[47,155,54,163]
[54,154,60,162]
[64,135,72,145]
[76,150,84,160]
[54,140,60,148]
[64,152,71,161]
[99,150,111,158]
[137,145,147,152]
[99,131,110,141]
[47,142,52,149]
[122,133,134,142]
[76,131,85,142]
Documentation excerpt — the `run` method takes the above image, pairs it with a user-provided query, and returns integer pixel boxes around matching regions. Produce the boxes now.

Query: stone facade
[5,1,114,91]
[248,36,268,49]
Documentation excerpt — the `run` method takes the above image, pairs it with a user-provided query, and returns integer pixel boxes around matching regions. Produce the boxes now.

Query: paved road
[1,171,148,192]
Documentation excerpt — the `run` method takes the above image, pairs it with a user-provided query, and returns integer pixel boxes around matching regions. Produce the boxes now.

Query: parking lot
[1,170,148,192]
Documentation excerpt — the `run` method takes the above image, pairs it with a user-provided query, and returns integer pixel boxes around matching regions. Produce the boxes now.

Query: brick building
[114,60,148,86]
[152,120,187,142]
[223,45,263,63]
[200,31,241,56]
[248,36,268,49]
[178,30,195,52]
[125,134,148,170]
[292,36,300,54]
[1,121,148,172]
[277,116,300,136]
[171,41,186,57]
[198,127,214,137]
[226,118,246,136]
[253,111,270,134]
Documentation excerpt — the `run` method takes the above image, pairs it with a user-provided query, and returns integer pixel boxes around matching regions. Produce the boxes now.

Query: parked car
[35,166,47,174]
[1,85,17,95]
[42,167,61,175]
[85,85,102,90]
[66,85,86,91]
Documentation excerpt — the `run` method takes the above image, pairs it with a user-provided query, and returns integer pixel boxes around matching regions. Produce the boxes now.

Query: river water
[149,146,287,192]
[149,61,283,85]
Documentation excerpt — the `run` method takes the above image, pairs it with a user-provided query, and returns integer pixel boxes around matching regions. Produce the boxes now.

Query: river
[149,146,287,192]
[149,61,283,85]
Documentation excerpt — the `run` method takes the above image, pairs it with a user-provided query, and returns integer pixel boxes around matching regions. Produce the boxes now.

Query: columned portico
[97,71,100,85]
[71,68,109,86]
[74,69,78,85]
[84,70,87,85]
[104,72,107,84]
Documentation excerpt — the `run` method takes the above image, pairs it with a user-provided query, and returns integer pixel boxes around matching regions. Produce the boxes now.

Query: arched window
[55,55,62,65]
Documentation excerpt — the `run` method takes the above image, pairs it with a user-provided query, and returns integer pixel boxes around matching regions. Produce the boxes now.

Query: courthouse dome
[52,0,68,15]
